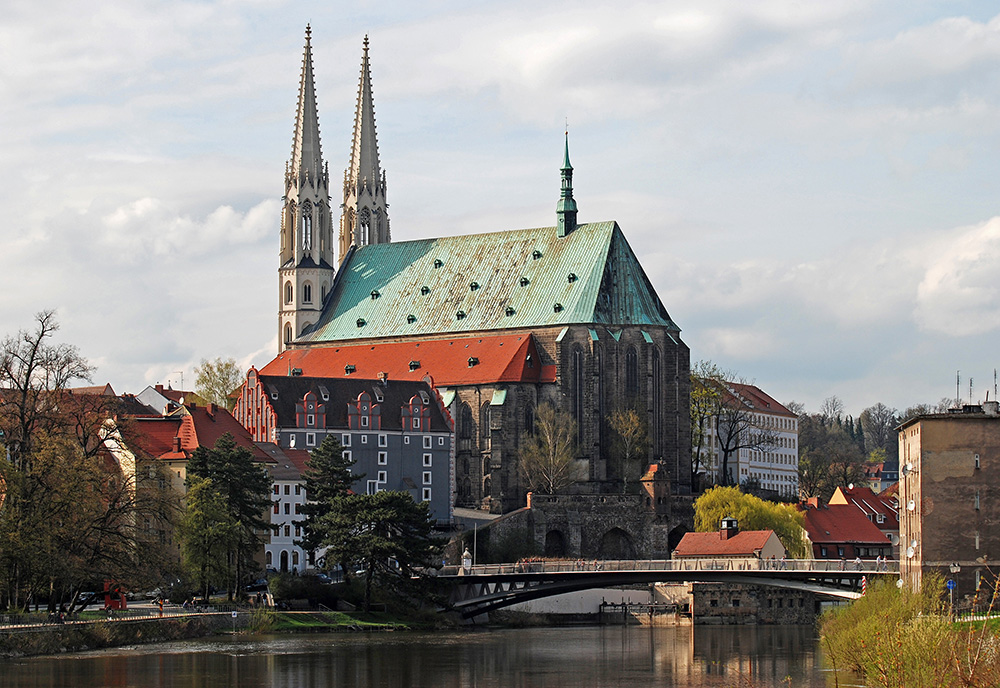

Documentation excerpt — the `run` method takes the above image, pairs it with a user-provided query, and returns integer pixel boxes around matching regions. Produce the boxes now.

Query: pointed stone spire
[557,131,578,237]
[279,25,335,354]
[339,35,390,261]
[289,24,324,190]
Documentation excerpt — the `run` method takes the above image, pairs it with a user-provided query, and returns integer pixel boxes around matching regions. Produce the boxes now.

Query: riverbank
[0,610,428,658]
[820,577,1000,688]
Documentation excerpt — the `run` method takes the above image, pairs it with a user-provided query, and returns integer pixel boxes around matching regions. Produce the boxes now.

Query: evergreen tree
[316,491,442,611]
[298,435,357,564]
[180,477,238,600]
[186,434,271,600]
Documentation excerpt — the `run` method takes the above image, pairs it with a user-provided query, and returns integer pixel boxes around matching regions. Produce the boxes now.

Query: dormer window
[520,277,529,286]
[409,360,421,371]
[433,259,443,268]
[356,318,366,327]
[421,286,430,295]
[553,303,563,313]
[567,273,577,283]
[469,281,480,291]
[456,310,466,320]
[370,289,380,300]
[468,357,479,367]
[345,364,356,375]
[532,250,542,259]
[505,306,515,316]
[407,314,417,324]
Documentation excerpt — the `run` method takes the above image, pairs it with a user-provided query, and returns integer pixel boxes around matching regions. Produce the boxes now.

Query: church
[263,27,691,513]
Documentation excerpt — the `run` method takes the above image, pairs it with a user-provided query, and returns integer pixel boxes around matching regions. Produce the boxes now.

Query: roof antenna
[957,370,961,407]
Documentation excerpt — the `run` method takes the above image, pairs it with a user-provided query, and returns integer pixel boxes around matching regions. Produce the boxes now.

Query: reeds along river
[0,624,847,688]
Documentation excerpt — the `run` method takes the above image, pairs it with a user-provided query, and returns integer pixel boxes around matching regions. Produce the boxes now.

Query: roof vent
[318,385,330,401]
[467,357,479,367]
[344,364,356,375]
[291,368,303,376]
[406,314,417,324]
[409,360,421,371]
[520,276,530,286]
[469,281,480,291]
[420,285,430,295]
[356,318,366,327]
[370,289,380,300]
[532,250,542,259]
[372,386,384,402]
[505,306,515,316]
[553,303,563,313]
[567,272,577,283]
[456,310,466,320]
[433,258,443,268]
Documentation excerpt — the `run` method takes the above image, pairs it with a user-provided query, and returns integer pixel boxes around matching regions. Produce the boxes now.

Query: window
[976,490,981,510]
[303,283,312,303]
[404,436,410,445]
[422,488,432,502]
[295,526,301,537]
[284,281,293,305]
[342,434,351,446]
[423,436,432,449]
[295,485,301,495]
[377,471,387,483]
[294,503,301,514]
[423,471,432,485]
[361,416,369,428]
[361,434,368,444]
[976,453,981,469]
[307,414,315,426]
[625,346,638,399]
[976,570,982,589]
[284,323,293,345]
[378,451,387,465]
[273,485,279,495]
[378,434,387,447]
[273,502,279,514]
[284,485,290,495]
[284,503,290,514]
[306,432,316,447]
[438,437,445,446]
[343,450,352,463]
[292,551,299,566]
[412,417,421,430]
[423,453,432,467]
[284,525,290,537]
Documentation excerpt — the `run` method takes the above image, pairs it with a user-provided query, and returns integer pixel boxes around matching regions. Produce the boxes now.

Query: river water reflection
[2,625,840,688]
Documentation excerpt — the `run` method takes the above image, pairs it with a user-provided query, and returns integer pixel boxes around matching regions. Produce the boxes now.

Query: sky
[4,0,1000,416]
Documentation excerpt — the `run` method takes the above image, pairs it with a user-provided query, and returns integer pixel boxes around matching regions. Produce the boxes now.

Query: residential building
[268,28,691,514]
[672,518,785,563]
[257,443,311,573]
[898,402,1000,596]
[694,383,799,497]
[233,370,454,524]
[800,498,892,562]
[829,485,899,558]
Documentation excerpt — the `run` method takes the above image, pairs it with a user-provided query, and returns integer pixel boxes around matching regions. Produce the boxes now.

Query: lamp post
[949,562,961,618]
[462,548,472,575]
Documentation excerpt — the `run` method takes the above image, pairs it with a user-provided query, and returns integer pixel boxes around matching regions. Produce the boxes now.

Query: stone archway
[544,530,567,557]
[667,525,689,553]
[598,528,635,559]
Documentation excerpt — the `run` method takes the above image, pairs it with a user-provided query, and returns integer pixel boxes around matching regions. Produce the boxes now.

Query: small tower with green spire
[556,132,578,237]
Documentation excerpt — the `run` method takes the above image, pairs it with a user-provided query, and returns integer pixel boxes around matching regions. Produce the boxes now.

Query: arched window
[301,202,313,250]
[460,403,473,439]
[480,403,491,451]
[652,347,662,449]
[302,282,312,304]
[625,347,638,400]
[359,209,371,246]
[284,323,293,345]
[595,347,604,450]
[573,346,585,443]
[524,404,535,436]
[284,281,293,305]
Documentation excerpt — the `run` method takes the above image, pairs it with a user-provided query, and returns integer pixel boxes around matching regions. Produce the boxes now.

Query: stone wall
[689,583,817,625]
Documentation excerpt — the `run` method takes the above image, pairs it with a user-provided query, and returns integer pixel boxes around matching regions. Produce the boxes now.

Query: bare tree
[518,404,584,495]
[819,396,845,425]
[690,361,728,490]
[860,403,898,458]
[609,407,649,494]
[715,384,780,487]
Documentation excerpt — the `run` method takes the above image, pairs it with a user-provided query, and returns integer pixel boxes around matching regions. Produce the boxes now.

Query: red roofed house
[673,517,785,564]
[829,485,899,558]
[800,499,892,562]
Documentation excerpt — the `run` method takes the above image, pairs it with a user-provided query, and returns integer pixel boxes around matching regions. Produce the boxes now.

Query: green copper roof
[298,221,679,344]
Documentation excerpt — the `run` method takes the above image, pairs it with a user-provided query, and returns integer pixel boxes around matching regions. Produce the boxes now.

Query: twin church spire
[279,27,389,352]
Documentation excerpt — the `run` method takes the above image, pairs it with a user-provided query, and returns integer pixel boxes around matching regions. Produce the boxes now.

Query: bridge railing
[441,557,899,577]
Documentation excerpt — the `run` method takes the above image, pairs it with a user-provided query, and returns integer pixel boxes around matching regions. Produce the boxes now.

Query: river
[0,625,843,687]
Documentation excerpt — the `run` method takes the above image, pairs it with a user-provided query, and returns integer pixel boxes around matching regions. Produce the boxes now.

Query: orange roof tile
[801,503,890,546]
[263,334,549,385]
[673,530,778,557]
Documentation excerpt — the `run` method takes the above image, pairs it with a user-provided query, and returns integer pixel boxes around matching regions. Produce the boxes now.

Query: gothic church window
[652,347,662,449]
[625,347,638,400]
[480,403,491,450]
[573,346,585,443]
[284,323,292,345]
[359,209,371,246]
[284,281,293,305]
[301,202,313,250]
[303,282,312,303]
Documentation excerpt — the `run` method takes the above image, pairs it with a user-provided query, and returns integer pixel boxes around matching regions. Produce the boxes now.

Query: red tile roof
[726,382,796,417]
[829,486,899,531]
[673,530,777,557]
[262,334,553,386]
[801,503,890,546]
[127,404,274,463]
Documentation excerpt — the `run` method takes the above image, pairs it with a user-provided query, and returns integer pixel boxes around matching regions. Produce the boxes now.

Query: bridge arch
[598,528,635,559]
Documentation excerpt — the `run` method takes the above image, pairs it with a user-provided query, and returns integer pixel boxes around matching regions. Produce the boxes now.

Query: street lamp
[462,548,472,574]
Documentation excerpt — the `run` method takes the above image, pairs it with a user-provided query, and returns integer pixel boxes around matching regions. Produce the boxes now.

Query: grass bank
[820,576,1000,687]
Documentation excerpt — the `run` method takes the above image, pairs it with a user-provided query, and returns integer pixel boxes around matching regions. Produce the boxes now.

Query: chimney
[719,517,739,541]
[155,384,164,393]
[378,371,388,386]
[173,437,181,453]
[206,403,216,418]
[985,400,999,416]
